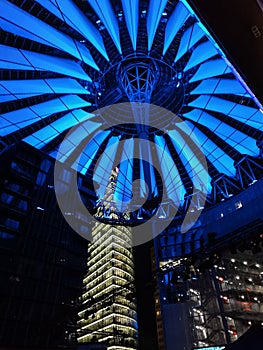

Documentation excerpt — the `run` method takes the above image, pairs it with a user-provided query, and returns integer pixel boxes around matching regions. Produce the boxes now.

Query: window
[17,199,28,211]
[0,231,14,239]
[4,218,20,230]
[11,161,35,179]
[40,159,51,172]
[1,192,28,211]
[36,171,46,186]
[61,169,72,182]
[1,192,14,205]
[4,180,30,196]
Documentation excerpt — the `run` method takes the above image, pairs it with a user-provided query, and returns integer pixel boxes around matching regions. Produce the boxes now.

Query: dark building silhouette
[0,142,90,349]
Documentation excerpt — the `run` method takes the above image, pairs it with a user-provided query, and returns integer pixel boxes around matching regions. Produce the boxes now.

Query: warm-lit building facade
[78,169,138,349]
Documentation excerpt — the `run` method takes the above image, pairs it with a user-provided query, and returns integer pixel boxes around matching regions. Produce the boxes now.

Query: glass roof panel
[184,40,218,71]
[121,0,139,51]
[58,121,102,163]
[0,96,91,136]
[1,0,263,211]
[23,110,93,148]
[0,1,99,70]
[189,58,232,83]
[190,78,247,95]
[0,78,90,97]
[155,135,185,204]
[147,0,168,51]
[88,0,122,54]
[35,0,108,60]
[182,122,236,176]
[0,45,91,81]
[163,1,190,55]
[174,22,204,62]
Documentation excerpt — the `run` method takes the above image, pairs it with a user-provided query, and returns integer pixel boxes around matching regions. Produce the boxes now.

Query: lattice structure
[120,60,157,103]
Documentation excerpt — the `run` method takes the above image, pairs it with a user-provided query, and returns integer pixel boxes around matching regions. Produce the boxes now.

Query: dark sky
[189,0,263,103]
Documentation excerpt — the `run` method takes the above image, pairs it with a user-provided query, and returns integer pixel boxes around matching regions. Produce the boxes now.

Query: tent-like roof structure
[1,0,263,215]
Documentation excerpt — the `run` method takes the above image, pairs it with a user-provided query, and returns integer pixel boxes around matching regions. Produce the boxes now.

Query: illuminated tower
[78,168,138,349]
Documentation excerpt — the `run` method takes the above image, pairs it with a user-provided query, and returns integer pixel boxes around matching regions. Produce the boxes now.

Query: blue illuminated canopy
[0,0,263,211]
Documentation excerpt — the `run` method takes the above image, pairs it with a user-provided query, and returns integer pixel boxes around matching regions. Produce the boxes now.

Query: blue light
[54,121,103,162]
[168,128,211,192]
[121,0,139,51]
[163,1,190,55]
[189,58,231,83]
[1,95,91,136]
[93,136,120,196]
[0,0,262,209]
[147,0,168,51]
[188,96,261,125]
[77,129,111,174]
[180,0,227,60]
[155,135,185,204]
[184,40,218,71]
[193,347,225,350]
[0,91,39,103]
[232,113,263,130]
[88,0,122,54]
[0,1,99,70]
[23,110,93,148]
[184,123,236,176]
[0,44,91,81]
[0,78,90,103]
[114,138,134,210]
[36,0,109,60]
[183,108,258,156]
[174,23,204,63]
[138,141,150,197]
[190,78,247,95]
[57,119,101,163]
